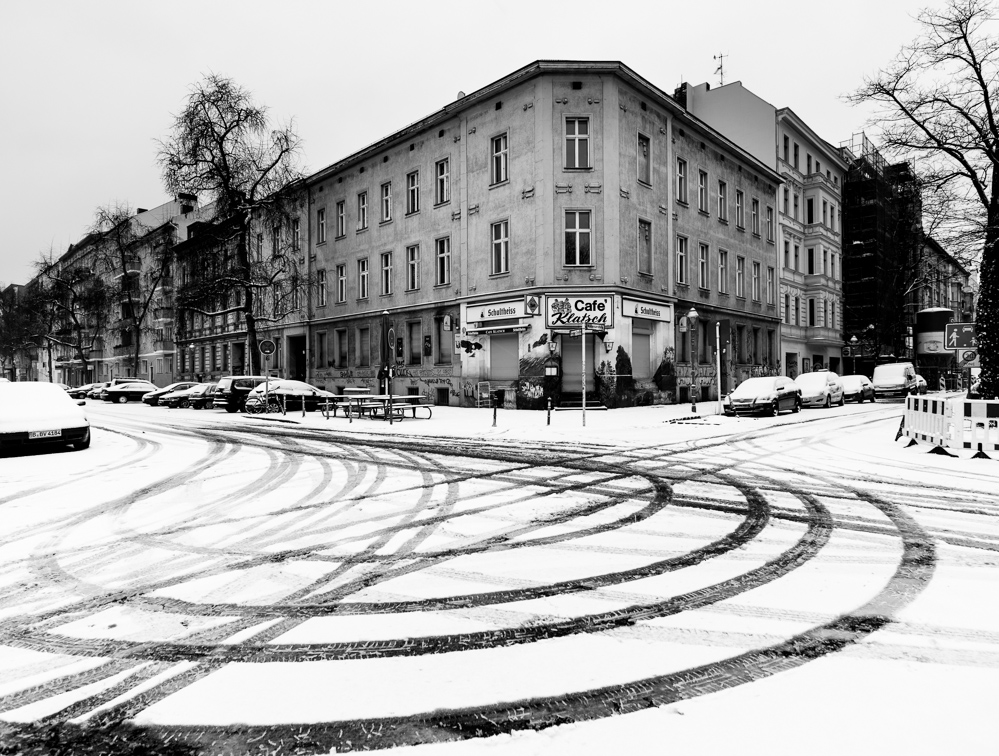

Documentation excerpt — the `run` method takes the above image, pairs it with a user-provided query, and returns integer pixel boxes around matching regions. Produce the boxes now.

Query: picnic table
[321,393,432,422]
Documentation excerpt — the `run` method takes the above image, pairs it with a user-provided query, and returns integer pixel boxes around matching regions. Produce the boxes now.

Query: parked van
[872,362,918,398]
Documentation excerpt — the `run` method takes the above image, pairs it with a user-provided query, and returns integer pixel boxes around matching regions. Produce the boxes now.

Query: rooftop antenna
[713,53,727,86]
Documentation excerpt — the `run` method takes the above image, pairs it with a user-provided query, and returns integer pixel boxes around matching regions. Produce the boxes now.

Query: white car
[794,370,845,408]
[244,379,335,412]
[0,381,91,452]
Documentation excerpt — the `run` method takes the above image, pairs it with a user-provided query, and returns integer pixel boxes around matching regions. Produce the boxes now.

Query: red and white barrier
[902,395,951,447]
[902,395,999,453]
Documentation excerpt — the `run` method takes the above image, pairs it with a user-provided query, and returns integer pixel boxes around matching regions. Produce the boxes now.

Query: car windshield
[730,378,778,398]
[874,365,908,381]
[796,374,827,389]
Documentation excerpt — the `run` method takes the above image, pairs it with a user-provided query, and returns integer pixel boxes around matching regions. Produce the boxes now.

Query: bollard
[302,395,306,418]
[547,397,552,426]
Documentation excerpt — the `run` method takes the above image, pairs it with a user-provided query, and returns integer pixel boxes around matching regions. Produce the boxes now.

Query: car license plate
[29,430,62,439]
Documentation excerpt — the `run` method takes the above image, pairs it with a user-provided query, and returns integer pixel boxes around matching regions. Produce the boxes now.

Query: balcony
[803,172,840,196]
[153,338,173,352]
[123,255,142,275]
[153,307,173,321]
[113,344,133,357]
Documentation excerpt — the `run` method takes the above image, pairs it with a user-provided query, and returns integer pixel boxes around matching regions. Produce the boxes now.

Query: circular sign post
[259,339,276,405]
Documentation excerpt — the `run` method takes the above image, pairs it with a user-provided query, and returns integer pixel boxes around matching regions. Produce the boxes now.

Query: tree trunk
[132,322,142,381]
[234,224,262,376]
[976,189,999,399]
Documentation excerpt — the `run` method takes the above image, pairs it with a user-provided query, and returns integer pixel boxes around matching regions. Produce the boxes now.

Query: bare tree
[91,204,175,379]
[849,0,999,396]
[158,74,303,375]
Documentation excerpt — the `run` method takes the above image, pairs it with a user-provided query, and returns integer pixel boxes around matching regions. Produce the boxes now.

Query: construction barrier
[902,395,999,453]
[951,399,999,452]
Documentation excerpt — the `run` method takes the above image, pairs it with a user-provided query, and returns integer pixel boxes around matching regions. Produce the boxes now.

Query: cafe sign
[622,296,672,323]
[544,293,615,329]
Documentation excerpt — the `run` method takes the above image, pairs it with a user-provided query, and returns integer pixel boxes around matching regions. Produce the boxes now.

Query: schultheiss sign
[544,294,614,329]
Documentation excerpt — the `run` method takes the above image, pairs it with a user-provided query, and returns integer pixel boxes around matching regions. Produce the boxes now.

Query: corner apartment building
[246,61,781,407]
[679,82,847,378]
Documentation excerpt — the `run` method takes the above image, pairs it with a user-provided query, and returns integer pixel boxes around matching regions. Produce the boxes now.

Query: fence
[903,395,999,453]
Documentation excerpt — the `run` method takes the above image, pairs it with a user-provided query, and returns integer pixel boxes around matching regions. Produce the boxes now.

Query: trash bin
[490,389,505,408]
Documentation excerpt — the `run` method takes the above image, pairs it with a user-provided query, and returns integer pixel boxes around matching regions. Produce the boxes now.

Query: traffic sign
[259,339,276,355]
[568,329,582,338]
[944,323,977,350]
[961,350,978,365]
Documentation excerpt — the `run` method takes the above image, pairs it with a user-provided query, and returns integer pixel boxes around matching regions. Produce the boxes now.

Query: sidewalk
[243,400,729,447]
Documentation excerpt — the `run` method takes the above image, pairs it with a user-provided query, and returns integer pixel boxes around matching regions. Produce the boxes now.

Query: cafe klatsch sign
[544,293,615,329]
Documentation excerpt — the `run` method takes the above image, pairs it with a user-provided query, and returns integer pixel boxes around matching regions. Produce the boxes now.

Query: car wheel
[72,429,91,451]
[870,393,876,403]
[225,404,238,413]
[770,400,779,416]
[824,394,831,408]
[205,400,214,410]
[793,397,801,413]
[179,399,190,409]
[117,395,129,404]
[838,393,845,406]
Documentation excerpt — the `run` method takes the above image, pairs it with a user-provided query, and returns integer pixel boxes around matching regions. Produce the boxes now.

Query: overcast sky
[0,0,930,286]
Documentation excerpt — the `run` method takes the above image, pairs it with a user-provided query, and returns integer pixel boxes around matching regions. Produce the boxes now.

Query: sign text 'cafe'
[544,294,615,329]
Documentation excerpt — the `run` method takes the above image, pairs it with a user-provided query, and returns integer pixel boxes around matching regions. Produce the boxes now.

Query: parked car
[795,370,845,408]
[0,381,90,452]
[915,374,928,394]
[244,379,336,412]
[840,375,876,403]
[142,381,199,406]
[68,383,99,399]
[872,362,918,398]
[214,375,271,413]
[162,382,217,409]
[189,383,219,410]
[723,376,802,417]
[105,380,158,403]
[87,382,111,400]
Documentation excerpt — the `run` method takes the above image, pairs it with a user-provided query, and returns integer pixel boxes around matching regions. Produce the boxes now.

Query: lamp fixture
[604,340,614,353]
[548,340,558,353]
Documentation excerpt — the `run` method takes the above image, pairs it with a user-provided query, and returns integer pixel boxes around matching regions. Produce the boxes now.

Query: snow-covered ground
[0,399,996,755]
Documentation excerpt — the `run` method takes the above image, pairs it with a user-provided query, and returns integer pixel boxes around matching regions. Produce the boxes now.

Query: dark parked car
[68,383,99,399]
[87,382,111,400]
[214,375,270,413]
[105,380,157,403]
[162,382,217,409]
[142,382,199,406]
[724,376,802,416]
[841,375,876,403]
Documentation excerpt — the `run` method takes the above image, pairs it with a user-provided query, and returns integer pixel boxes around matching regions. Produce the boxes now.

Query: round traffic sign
[259,339,276,355]
[962,350,977,363]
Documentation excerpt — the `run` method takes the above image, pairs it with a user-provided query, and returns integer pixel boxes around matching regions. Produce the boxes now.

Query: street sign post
[259,339,276,404]
[944,323,977,350]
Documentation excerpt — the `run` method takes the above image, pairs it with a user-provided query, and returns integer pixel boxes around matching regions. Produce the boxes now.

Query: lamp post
[849,335,858,375]
[687,306,699,413]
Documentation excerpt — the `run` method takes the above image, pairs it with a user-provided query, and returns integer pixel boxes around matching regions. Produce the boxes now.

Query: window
[717,180,728,221]
[807,247,815,275]
[271,225,280,256]
[736,256,745,297]
[831,254,837,280]
[406,171,420,214]
[492,220,510,274]
[783,135,790,163]
[823,249,828,275]
[766,206,774,241]
[336,201,345,237]
[698,243,709,288]
[380,251,392,295]
[806,197,814,224]
[808,298,816,326]
[638,219,652,275]
[435,236,451,285]
[784,241,790,269]
[675,235,688,284]
[752,261,761,301]
[751,199,760,235]
[407,321,422,365]
[357,258,368,299]
[736,190,744,228]
[436,317,452,364]
[564,210,591,266]
[698,170,708,212]
[317,208,327,244]
[335,264,346,303]
[718,249,728,293]
[291,218,301,252]
[334,329,348,368]
[381,182,392,222]
[767,266,775,304]
[784,293,790,324]
[638,133,651,184]
[357,192,368,230]
[793,193,799,221]
[316,331,327,368]
[794,244,800,271]
[794,296,800,325]
[565,117,590,169]
[406,244,420,290]
[793,143,799,169]
[676,158,688,203]
[435,158,450,204]
[491,133,509,185]
[783,187,789,215]
[357,327,370,367]
[317,269,327,307]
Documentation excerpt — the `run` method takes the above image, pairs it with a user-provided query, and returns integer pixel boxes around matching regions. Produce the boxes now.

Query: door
[287,335,307,381]
[489,333,519,380]
[561,335,597,393]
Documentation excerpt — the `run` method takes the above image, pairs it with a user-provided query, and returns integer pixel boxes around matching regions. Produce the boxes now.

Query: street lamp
[849,335,858,375]
[687,306,699,413]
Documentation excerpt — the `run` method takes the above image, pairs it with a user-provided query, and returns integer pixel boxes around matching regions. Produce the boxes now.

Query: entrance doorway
[287,335,307,381]
[561,334,598,393]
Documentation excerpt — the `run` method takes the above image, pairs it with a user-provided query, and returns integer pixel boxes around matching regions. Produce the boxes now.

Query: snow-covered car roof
[247,379,333,397]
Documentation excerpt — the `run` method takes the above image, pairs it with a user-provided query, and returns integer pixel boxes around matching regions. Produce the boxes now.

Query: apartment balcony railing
[153,307,173,321]
[113,344,133,357]
[803,172,841,196]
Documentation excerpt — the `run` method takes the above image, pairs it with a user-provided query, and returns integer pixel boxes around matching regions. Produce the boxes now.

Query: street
[0,401,996,755]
